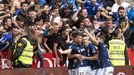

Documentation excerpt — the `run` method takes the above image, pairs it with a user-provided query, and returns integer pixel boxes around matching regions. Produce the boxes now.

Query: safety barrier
[1,51,134,75]
[0,67,69,75]
[114,66,134,75]
[1,66,134,75]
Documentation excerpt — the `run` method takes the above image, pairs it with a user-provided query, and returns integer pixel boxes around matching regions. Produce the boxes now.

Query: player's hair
[21,1,29,6]
[71,30,82,38]
[118,6,125,12]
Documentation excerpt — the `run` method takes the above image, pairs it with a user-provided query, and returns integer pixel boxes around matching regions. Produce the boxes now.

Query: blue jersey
[85,43,101,70]
[84,0,102,15]
[0,33,13,44]
[98,43,113,68]
[128,6,134,30]
[43,29,49,36]
[67,0,78,12]
[0,32,13,51]
[68,43,89,69]
[13,9,28,17]
[39,0,46,6]
[128,6,134,22]
[112,12,127,26]
[85,43,97,57]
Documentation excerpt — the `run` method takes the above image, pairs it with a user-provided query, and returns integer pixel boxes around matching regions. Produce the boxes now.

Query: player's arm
[11,39,26,62]
[59,48,72,54]
[84,28,99,45]
[81,45,99,60]
[82,52,99,60]
[68,53,82,59]
[58,48,82,59]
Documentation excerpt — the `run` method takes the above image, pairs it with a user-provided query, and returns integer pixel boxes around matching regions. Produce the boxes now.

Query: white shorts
[69,69,78,75]
[77,66,92,75]
[101,67,114,75]
[92,68,102,75]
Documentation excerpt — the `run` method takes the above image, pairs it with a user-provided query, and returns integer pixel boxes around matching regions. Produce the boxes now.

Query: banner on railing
[0,67,69,75]
[1,51,134,75]
[0,51,65,69]
[32,52,66,68]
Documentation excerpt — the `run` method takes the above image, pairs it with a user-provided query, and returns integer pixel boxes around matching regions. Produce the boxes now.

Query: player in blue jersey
[96,32,114,75]
[67,31,83,75]
[83,28,102,75]
[58,31,87,75]
[82,33,99,75]
[59,31,100,75]
[84,38,101,75]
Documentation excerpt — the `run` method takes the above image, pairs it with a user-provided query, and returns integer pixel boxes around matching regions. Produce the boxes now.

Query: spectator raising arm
[71,7,81,22]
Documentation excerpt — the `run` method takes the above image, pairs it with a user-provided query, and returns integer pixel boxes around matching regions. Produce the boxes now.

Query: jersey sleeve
[69,44,79,54]
[88,44,97,55]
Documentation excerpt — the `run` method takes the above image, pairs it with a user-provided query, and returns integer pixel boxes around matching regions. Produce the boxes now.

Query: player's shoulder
[88,43,96,48]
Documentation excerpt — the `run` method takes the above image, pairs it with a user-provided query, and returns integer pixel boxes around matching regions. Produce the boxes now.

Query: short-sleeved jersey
[85,43,101,70]
[98,43,113,68]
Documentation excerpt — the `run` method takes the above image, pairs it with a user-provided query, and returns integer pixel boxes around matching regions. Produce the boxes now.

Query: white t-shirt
[111,2,130,12]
